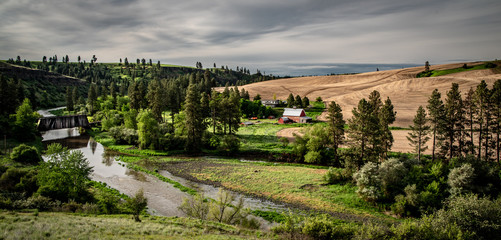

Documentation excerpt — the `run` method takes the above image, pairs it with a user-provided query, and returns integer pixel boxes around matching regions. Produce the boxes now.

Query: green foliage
[37,143,93,202]
[323,167,348,185]
[407,106,430,162]
[435,194,501,240]
[219,134,240,154]
[302,214,355,240]
[109,126,138,145]
[12,98,39,141]
[448,163,475,196]
[353,162,381,202]
[137,110,159,149]
[179,194,209,220]
[126,188,148,222]
[10,144,41,165]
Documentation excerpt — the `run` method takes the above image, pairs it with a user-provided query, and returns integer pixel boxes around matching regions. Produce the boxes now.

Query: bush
[448,163,475,196]
[13,195,58,210]
[126,189,148,222]
[109,126,138,145]
[323,167,347,185]
[436,194,501,240]
[10,144,41,165]
[219,135,240,154]
[353,162,381,202]
[302,214,355,240]
[379,158,408,200]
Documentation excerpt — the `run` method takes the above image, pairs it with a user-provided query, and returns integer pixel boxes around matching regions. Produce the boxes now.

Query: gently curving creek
[39,109,287,228]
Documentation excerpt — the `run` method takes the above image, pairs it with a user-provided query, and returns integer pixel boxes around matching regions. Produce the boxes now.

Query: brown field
[226,61,501,128]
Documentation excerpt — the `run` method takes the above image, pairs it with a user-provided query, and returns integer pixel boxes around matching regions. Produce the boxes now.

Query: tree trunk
[432,128,436,161]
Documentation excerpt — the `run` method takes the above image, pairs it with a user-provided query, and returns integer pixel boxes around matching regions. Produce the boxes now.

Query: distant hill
[0,61,89,109]
[233,60,501,127]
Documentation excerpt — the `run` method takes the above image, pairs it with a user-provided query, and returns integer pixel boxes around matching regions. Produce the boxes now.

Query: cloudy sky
[1,0,500,75]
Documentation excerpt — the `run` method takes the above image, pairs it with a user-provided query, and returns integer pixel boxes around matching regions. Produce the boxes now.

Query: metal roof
[283,108,305,117]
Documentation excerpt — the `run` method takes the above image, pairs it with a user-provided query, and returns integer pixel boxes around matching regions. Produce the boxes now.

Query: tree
[37,143,93,202]
[442,83,464,161]
[87,84,97,114]
[66,86,74,111]
[12,98,38,141]
[463,87,476,156]
[253,94,261,101]
[184,83,204,152]
[146,79,166,122]
[327,101,344,163]
[347,98,379,164]
[474,80,490,160]
[491,80,501,163]
[10,144,41,165]
[425,61,430,72]
[137,110,159,149]
[427,89,445,161]
[407,106,430,162]
[287,93,295,108]
[294,95,302,108]
[302,96,310,108]
[379,97,396,159]
[126,189,148,222]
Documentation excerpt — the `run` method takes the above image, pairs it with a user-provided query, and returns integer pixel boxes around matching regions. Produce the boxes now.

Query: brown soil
[221,61,501,128]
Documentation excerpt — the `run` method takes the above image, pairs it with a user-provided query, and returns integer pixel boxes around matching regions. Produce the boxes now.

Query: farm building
[261,100,280,108]
[278,108,312,124]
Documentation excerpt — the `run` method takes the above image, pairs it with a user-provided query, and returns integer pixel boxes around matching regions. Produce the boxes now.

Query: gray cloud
[1,0,500,75]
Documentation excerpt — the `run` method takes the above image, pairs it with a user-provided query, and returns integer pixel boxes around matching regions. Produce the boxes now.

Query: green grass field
[161,158,390,222]
[0,211,272,240]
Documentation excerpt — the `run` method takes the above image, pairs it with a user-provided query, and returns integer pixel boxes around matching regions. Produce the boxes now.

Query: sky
[1,0,500,76]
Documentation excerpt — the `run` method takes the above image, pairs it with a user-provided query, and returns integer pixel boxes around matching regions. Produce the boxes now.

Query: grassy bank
[160,158,392,223]
[0,211,272,240]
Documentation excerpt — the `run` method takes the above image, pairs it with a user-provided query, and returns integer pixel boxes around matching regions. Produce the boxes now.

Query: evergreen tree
[128,81,141,110]
[209,91,222,134]
[227,91,241,134]
[474,80,490,160]
[66,86,74,111]
[427,89,445,161]
[302,96,310,108]
[87,84,97,114]
[146,79,166,122]
[463,87,476,156]
[379,97,396,159]
[15,78,24,106]
[491,80,501,163]
[347,98,380,164]
[407,106,430,162]
[425,61,430,72]
[327,101,345,163]
[442,83,464,161]
[295,95,302,108]
[184,83,204,152]
[287,93,294,108]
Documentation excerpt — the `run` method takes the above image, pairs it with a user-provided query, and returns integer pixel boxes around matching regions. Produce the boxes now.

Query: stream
[39,108,287,228]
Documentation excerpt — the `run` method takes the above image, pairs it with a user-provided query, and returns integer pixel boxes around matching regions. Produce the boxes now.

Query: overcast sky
[1,0,500,75]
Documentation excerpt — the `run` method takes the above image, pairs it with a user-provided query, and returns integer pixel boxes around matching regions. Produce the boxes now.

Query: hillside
[0,62,89,109]
[237,61,501,127]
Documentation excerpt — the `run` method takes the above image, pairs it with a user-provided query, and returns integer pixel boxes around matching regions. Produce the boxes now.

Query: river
[39,108,287,227]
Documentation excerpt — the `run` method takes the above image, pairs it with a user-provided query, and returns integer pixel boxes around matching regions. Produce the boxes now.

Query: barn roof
[283,108,305,117]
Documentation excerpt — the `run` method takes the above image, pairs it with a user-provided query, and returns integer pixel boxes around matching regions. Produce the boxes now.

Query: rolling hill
[236,61,501,127]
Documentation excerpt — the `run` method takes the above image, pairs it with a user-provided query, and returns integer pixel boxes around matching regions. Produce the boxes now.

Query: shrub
[219,135,240,154]
[353,162,381,202]
[323,167,347,185]
[126,189,148,222]
[448,163,475,196]
[436,194,501,240]
[81,203,100,214]
[302,214,355,240]
[13,195,57,210]
[279,137,289,147]
[109,126,138,145]
[304,150,322,164]
[10,144,41,165]
[379,158,408,200]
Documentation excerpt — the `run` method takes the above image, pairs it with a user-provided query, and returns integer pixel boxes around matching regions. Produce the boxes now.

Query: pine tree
[407,106,430,162]
[295,95,302,108]
[474,80,490,160]
[287,93,294,108]
[302,96,310,108]
[442,83,464,161]
[146,79,165,122]
[184,83,204,152]
[327,101,345,163]
[72,87,78,109]
[379,97,396,159]
[347,98,380,164]
[209,91,222,134]
[128,81,140,110]
[427,89,445,161]
[66,86,74,111]
[87,84,97,114]
[463,87,476,156]
[491,79,501,163]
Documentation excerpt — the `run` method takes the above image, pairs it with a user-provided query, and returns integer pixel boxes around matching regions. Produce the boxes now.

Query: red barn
[279,108,312,123]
